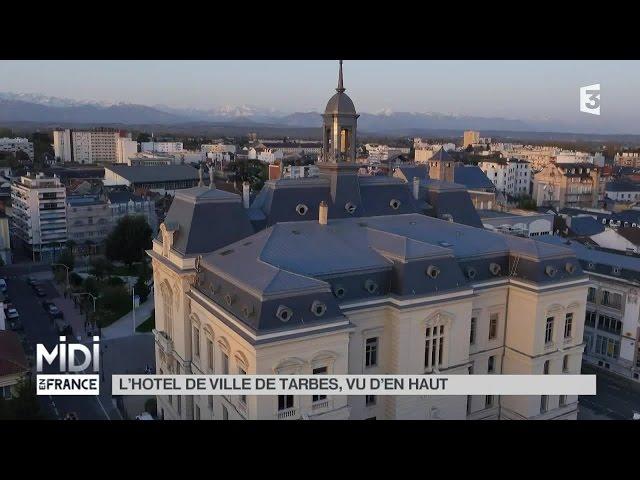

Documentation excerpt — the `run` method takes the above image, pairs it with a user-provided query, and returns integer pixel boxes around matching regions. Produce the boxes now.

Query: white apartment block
[54,128,122,164]
[614,152,640,168]
[141,142,184,153]
[116,136,139,164]
[556,151,605,167]
[413,141,456,163]
[0,138,34,160]
[478,158,531,197]
[10,172,67,260]
[364,144,410,163]
[201,143,237,155]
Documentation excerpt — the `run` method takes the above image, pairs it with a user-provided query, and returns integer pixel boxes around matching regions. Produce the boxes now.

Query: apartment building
[614,152,640,168]
[0,137,34,160]
[478,158,531,197]
[149,62,588,421]
[10,172,67,261]
[539,236,640,383]
[107,190,158,234]
[533,163,600,209]
[54,128,124,164]
[141,142,184,153]
[66,195,112,250]
[116,136,139,163]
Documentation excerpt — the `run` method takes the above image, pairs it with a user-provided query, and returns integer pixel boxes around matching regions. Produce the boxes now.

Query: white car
[6,308,19,319]
[135,412,154,420]
[0,279,7,294]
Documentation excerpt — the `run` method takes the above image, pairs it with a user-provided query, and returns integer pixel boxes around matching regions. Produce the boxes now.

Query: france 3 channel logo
[580,84,601,115]
[36,336,100,395]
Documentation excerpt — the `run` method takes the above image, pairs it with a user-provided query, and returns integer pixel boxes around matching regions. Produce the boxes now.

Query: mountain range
[0,92,627,136]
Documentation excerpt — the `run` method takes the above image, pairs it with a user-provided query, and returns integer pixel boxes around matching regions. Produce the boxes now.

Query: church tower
[321,60,359,163]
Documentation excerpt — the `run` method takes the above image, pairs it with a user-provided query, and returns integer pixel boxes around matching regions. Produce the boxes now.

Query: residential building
[556,151,605,167]
[0,137,34,160]
[478,158,532,197]
[107,190,158,234]
[141,142,184,153]
[54,128,123,164]
[0,214,11,265]
[414,139,457,163]
[115,135,139,163]
[0,330,29,401]
[66,195,112,251]
[149,62,588,421]
[103,165,200,193]
[10,172,67,261]
[539,236,640,383]
[614,152,640,168]
[282,164,319,179]
[605,180,640,203]
[257,148,284,164]
[123,152,173,167]
[532,163,600,209]
[463,131,480,148]
[364,144,410,163]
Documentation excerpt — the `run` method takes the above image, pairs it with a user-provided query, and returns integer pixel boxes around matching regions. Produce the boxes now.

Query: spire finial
[336,60,345,93]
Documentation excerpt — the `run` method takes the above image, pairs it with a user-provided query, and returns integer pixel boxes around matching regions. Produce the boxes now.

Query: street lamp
[51,263,70,291]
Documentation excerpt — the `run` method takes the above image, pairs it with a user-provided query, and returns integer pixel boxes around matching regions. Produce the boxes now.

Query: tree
[136,133,151,143]
[56,248,75,271]
[0,378,44,420]
[90,256,113,280]
[105,216,152,266]
[135,275,149,303]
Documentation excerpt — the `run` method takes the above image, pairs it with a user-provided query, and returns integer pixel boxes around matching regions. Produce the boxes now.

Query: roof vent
[364,279,379,294]
[426,265,440,279]
[489,263,501,276]
[389,199,401,210]
[310,300,327,317]
[345,202,357,215]
[545,265,557,277]
[565,262,576,274]
[241,305,254,318]
[276,305,293,322]
[612,266,621,275]
[224,293,236,306]
[333,285,347,298]
[296,203,309,216]
[587,262,595,269]
[466,266,477,280]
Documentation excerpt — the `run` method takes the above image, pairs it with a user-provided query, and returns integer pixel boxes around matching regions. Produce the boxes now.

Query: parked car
[34,286,46,297]
[42,300,54,311]
[6,308,19,320]
[0,278,7,294]
[27,277,38,286]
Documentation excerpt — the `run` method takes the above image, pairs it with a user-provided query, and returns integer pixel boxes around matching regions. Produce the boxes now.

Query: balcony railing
[276,407,297,420]
[312,399,329,411]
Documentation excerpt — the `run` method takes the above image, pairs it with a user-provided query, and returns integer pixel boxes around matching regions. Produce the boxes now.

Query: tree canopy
[105,216,152,266]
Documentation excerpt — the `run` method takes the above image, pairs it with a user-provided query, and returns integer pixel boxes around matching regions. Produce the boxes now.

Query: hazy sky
[1,60,638,122]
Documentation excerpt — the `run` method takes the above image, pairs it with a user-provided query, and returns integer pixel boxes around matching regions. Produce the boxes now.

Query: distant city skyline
[1,60,640,133]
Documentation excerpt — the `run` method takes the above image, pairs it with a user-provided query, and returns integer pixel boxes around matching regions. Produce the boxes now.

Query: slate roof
[569,216,606,237]
[0,331,29,378]
[617,227,640,245]
[195,213,584,337]
[606,181,640,192]
[454,165,496,191]
[106,165,199,183]
[107,191,144,204]
[538,235,640,284]
[160,187,254,256]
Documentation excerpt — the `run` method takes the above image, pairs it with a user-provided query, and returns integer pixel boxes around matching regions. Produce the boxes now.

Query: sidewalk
[101,291,154,340]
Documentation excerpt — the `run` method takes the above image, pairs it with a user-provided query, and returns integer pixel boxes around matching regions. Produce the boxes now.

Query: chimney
[269,163,281,180]
[242,181,250,208]
[413,176,420,200]
[319,201,328,225]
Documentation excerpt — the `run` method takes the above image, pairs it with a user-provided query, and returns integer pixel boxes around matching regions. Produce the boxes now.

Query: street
[4,271,110,420]
[578,364,640,420]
